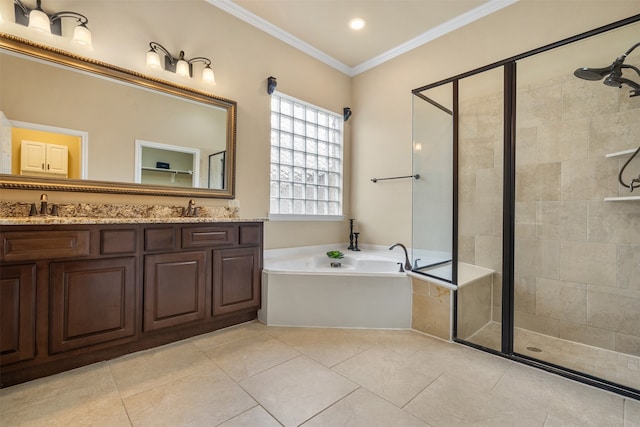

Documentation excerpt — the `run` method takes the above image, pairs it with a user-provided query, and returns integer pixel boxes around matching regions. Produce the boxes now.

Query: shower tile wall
[515,73,640,357]
[458,70,640,358]
[458,80,504,348]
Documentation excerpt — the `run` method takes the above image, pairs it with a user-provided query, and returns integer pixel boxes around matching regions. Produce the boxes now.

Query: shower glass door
[411,84,454,282]
[513,22,640,391]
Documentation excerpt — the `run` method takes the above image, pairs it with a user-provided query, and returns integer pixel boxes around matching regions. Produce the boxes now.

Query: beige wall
[1,1,638,250]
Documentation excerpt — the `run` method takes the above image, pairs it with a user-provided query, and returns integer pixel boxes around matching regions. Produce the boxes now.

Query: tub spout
[389,243,412,272]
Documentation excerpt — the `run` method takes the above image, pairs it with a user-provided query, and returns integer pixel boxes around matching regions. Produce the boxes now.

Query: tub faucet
[389,243,412,272]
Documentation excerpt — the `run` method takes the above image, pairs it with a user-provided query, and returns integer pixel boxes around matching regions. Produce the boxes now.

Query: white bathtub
[259,246,412,329]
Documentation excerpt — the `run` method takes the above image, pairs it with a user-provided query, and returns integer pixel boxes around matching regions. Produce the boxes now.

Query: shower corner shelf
[604,196,640,202]
[605,148,636,158]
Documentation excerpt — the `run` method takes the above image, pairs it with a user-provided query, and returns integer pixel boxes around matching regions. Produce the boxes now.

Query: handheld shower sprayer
[574,42,640,97]
[619,146,640,193]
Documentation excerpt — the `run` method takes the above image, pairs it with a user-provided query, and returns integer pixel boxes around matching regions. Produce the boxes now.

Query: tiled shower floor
[468,321,640,391]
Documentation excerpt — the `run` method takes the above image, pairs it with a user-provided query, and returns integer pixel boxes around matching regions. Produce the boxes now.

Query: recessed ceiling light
[349,18,366,31]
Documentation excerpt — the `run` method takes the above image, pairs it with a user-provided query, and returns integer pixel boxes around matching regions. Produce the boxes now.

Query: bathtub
[259,246,412,329]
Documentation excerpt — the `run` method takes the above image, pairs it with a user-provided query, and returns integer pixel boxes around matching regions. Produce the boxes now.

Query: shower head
[603,72,623,87]
[604,74,640,96]
[574,65,614,81]
[574,42,640,97]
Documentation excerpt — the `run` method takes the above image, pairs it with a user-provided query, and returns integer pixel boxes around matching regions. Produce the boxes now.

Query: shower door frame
[412,13,640,400]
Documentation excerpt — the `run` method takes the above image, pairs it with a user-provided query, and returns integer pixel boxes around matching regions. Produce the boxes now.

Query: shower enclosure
[412,15,640,399]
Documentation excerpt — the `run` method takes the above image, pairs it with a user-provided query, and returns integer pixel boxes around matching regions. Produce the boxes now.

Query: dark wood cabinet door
[0,264,36,365]
[212,247,260,316]
[143,251,206,331]
[50,258,136,354]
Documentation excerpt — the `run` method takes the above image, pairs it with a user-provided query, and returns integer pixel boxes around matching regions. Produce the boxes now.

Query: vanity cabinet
[0,221,263,387]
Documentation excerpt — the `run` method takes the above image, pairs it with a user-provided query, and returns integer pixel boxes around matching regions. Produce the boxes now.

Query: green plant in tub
[326,250,344,260]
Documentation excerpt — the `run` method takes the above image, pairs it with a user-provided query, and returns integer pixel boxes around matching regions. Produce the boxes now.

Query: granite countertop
[0,216,266,225]
[0,200,265,225]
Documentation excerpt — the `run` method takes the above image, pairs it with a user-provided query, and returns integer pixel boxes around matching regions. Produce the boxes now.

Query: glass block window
[269,92,343,219]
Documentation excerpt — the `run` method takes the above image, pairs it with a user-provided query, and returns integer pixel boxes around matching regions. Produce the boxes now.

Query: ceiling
[206,0,519,76]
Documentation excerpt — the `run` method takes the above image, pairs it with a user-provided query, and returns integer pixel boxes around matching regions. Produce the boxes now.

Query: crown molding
[206,0,352,75]
[206,0,519,77]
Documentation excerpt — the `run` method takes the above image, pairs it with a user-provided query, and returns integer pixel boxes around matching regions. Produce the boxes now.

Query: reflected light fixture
[343,107,352,121]
[13,0,92,48]
[146,42,215,84]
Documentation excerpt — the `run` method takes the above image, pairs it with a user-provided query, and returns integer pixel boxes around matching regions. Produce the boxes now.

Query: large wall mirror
[0,33,236,198]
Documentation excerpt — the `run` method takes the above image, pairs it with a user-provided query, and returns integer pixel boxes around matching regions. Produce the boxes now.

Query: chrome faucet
[389,243,412,272]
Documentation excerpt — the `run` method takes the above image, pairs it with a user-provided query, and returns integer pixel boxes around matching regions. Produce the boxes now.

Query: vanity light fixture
[343,107,352,122]
[146,42,216,85]
[13,0,92,48]
[267,76,277,95]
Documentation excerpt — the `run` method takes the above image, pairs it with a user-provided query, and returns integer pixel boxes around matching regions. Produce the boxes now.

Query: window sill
[268,214,344,222]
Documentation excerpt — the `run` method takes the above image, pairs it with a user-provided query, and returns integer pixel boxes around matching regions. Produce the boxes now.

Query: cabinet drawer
[239,224,262,245]
[1,231,90,261]
[145,227,178,252]
[101,229,137,255]
[182,226,237,248]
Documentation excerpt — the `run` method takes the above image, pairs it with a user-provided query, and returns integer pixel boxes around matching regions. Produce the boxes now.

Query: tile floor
[0,321,639,427]
[468,321,640,391]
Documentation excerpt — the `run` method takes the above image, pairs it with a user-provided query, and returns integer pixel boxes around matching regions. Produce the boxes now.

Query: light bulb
[146,50,161,69]
[28,9,51,33]
[349,18,366,31]
[72,25,92,48]
[202,66,215,84]
[176,59,190,78]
